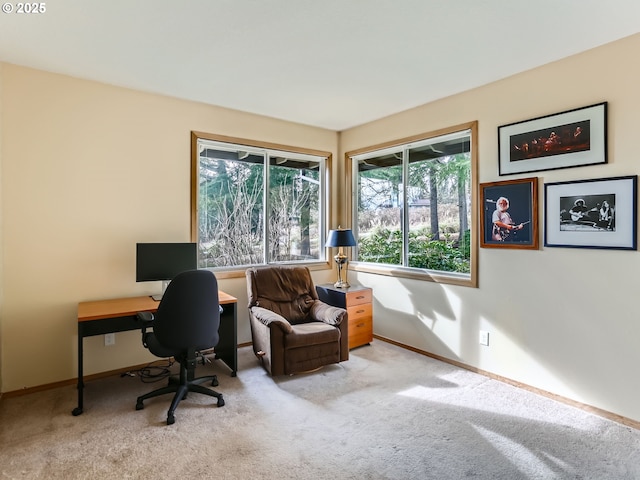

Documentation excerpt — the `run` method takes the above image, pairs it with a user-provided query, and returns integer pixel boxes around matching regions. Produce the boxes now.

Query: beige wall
[1,33,639,423]
[0,64,337,391]
[0,62,3,394]
[341,33,640,422]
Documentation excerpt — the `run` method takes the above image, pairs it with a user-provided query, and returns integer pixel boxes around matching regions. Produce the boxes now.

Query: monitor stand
[151,280,170,301]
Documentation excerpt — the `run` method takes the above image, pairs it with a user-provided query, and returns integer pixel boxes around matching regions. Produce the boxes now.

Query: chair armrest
[310,300,347,326]
[136,311,155,349]
[249,306,293,334]
[136,311,154,324]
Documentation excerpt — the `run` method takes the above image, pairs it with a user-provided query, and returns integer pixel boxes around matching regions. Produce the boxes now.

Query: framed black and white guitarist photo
[544,175,637,250]
[480,177,539,249]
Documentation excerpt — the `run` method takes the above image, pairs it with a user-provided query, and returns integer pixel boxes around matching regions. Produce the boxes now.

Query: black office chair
[135,269,225,425]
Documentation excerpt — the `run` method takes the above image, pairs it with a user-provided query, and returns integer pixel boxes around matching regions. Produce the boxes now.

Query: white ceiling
[1,0,640,131]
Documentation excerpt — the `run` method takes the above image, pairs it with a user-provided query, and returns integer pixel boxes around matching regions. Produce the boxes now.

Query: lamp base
[334,252,350,288]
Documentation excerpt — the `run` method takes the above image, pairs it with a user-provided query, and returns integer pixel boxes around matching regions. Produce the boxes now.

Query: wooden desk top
[78,291,237,322]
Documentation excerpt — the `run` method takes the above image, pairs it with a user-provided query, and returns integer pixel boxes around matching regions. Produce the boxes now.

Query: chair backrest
[154,269,220,351]
[246,266,318,324]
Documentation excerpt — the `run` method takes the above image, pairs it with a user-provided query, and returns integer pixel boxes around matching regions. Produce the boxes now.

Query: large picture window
[347,122,478,287]
[191,132,329,272]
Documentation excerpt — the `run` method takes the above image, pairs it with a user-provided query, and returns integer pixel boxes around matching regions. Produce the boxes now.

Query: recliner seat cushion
[285,322,340,349]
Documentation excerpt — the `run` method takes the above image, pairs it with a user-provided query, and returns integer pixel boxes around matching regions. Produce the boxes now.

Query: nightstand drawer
[348,305,372,349]
[348,303,371,321]
[346,289,372,306]
[349,318,373,349]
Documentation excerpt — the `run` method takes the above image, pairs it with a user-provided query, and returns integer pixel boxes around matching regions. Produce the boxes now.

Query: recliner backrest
[246,266,318,324]
[155,269,220,351]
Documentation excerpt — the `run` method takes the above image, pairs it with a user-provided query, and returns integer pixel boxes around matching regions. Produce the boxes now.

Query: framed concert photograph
[498,102,607,176]
[480,177,538,249]
[544,175,637,250]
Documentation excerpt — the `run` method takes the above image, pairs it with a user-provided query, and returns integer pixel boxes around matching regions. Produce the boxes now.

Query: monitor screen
[136,242,198,282]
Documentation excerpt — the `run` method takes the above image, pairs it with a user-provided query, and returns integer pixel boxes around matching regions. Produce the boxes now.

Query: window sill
[350,262,477,288]
[203,260,333,280]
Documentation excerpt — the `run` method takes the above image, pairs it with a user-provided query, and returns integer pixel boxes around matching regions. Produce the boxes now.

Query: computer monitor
[136,242,198,300]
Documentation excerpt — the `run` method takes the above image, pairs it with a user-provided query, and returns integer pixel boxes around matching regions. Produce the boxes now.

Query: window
[347,122,477,287]
[191,132,329,272]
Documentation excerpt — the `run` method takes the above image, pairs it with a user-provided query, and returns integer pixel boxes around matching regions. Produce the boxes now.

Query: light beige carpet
[1,341,639,479]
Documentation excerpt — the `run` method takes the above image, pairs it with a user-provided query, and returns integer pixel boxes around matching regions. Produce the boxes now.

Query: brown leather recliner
[246,265,348,376]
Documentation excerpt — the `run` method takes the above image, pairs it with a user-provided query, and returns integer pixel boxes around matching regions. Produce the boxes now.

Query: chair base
[136,372,224,425]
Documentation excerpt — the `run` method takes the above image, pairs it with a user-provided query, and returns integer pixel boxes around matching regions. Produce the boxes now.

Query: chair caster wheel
[136,401,144,411]
[167,415,175,425]
[217,396,225,407]
[212,376,219,387]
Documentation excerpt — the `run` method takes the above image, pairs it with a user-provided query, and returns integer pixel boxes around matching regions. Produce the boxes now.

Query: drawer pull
[356,309,365,314]
[356,322,365,327]
[356,295,365,299]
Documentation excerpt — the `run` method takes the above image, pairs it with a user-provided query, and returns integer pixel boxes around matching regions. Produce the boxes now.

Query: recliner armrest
[311,300,347,326]
[249,306,293,334]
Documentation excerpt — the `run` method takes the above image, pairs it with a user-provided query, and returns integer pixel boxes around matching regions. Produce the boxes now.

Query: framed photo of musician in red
[480,177,539,249]
[544,175,637,250]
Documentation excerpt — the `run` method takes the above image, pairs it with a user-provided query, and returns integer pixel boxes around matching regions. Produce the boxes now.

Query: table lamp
[325,227,356,288]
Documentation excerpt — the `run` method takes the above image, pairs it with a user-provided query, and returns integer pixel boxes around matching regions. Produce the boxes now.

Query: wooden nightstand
[316,284,373,349]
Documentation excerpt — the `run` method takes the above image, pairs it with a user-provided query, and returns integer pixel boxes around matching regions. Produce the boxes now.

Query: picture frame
[480,177,538,249]
[498,102,607,176]
[544,175,637,250]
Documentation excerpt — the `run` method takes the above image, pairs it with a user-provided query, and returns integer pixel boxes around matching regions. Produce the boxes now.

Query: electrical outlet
[479,330,489,346]
[104,333,116,346]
